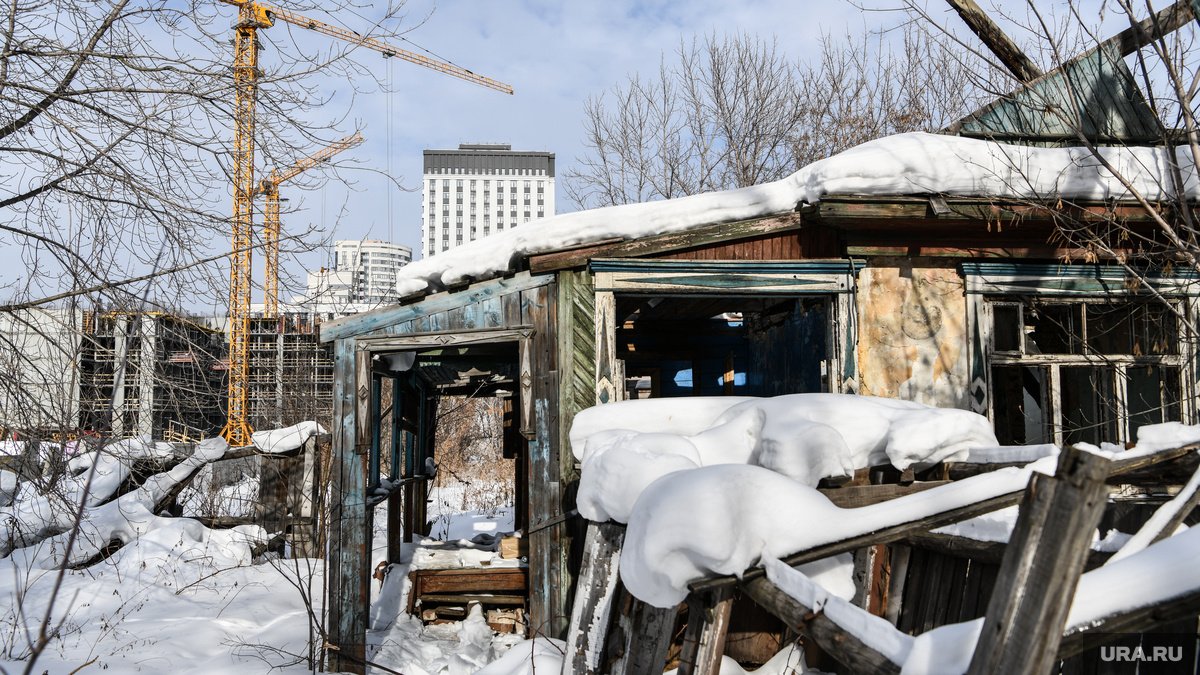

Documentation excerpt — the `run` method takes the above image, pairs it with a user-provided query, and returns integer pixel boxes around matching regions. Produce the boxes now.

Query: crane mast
[222,2,272,446]
[259,132,364,317]
[217,0,511,445]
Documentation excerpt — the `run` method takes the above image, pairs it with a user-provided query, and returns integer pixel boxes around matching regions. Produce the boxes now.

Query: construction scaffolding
[79,311,227,439]
[247,313,333,431]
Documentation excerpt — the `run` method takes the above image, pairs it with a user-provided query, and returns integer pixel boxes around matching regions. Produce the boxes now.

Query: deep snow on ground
[0,435,527,675]
[3,398,1197,674]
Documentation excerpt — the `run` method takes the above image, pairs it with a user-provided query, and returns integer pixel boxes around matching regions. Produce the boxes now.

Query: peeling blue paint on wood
[326,337,369,674]
[320,272,554,342]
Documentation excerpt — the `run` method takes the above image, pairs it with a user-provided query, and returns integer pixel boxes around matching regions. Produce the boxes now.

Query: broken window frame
[985,298,1188,446]
[962,262,1199,448]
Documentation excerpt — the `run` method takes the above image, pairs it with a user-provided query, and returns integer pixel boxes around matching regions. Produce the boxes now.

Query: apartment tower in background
[301,239,413,312]
[422,144,555,257]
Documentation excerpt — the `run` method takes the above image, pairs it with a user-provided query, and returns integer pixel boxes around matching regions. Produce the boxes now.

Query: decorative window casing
[962,263,1198,447]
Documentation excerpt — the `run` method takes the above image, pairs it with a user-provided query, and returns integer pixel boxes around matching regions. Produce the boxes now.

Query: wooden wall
[856,258,971,409]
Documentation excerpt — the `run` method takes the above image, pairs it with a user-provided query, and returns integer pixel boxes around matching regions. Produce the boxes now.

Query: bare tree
[566,26,990,208]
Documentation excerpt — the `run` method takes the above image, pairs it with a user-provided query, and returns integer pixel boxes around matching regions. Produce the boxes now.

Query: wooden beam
[677,586,735,675]
[605,594,676,675]
[1058,587,1200,658]
[690,444,1192,595]
[326,337,369,674]
[846,245,1148,260]
[691,491,1020,596]
[1104,0,1195,58]
[1146,475,1200,549]
[967,446,1111,674]
[741,575,902,674]
[945,0,1043,83]
[818,481,949,508]
[809,194,1169,225]
[527,213,803,273]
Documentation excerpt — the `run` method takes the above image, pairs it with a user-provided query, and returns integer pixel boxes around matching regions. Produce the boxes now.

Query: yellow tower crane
[218,0,512,445]
[257,131,364,318]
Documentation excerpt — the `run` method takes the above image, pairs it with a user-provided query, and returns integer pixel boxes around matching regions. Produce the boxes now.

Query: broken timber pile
[561,443,1200,674]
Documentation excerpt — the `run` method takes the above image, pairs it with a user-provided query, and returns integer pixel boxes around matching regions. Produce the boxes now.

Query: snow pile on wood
[570,393,997,523]
[393,132,1200,295]
[251,419,326,453]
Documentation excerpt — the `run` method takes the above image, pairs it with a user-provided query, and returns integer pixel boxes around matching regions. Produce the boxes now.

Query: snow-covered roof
[395,132,1198,298]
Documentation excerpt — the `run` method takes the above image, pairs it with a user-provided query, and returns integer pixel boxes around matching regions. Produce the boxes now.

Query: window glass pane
[1061,366,1117,445]
[1085,302,1178,356]
[1085,303,1130,354]
[991,365,1049,445]
[1126,365,1181,436]
[1026,302,1082,355]
[992,304,1021,352]
[1135,303,1178,356]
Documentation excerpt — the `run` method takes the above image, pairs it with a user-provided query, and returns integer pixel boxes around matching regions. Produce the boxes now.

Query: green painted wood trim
[961,262,1199,296]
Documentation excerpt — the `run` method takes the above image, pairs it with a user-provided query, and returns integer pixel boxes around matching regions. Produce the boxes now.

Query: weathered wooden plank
[810,195,1166,225]
[1058,587,1200,659]
[742,575,902,674]
[411,568,528,594]
[819,481,948,508]
[563,522,625,675]
[605,593,676,675]
[660,230,803,262]
[967,446,1111,675]
[845,245,1149,260]
[677,586,735,675]
[326,337,369,674]
[522,282,570,638]
[527,213,803,273]
[904,531,1114,569]
[556,270,596,487]
[320,272,553,342]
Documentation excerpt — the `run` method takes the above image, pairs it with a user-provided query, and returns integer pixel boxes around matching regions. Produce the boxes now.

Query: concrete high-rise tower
[421,144,555,258]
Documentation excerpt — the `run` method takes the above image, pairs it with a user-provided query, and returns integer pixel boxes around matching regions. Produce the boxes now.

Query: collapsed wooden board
[406,567,529,617]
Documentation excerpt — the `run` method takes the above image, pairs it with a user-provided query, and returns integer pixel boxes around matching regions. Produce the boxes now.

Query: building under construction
[247,313,334,432]
[72,310,333,441]
[79,311,227,439]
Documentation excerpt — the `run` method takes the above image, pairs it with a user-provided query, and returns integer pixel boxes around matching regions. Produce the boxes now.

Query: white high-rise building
[296,239,412,314]
[421,144,555,257]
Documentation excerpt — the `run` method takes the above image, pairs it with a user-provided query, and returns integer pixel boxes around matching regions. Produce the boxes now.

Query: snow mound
[619,456,1054,607]
[390,132,1200,296]
[251,420,326,453]
[572,394,997,523]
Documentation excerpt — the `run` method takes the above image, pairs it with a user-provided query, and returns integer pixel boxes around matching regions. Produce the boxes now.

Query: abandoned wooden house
[318,4,1200,673]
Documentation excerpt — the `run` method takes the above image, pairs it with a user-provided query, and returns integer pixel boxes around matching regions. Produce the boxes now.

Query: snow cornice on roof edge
[390,132,1198,300]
